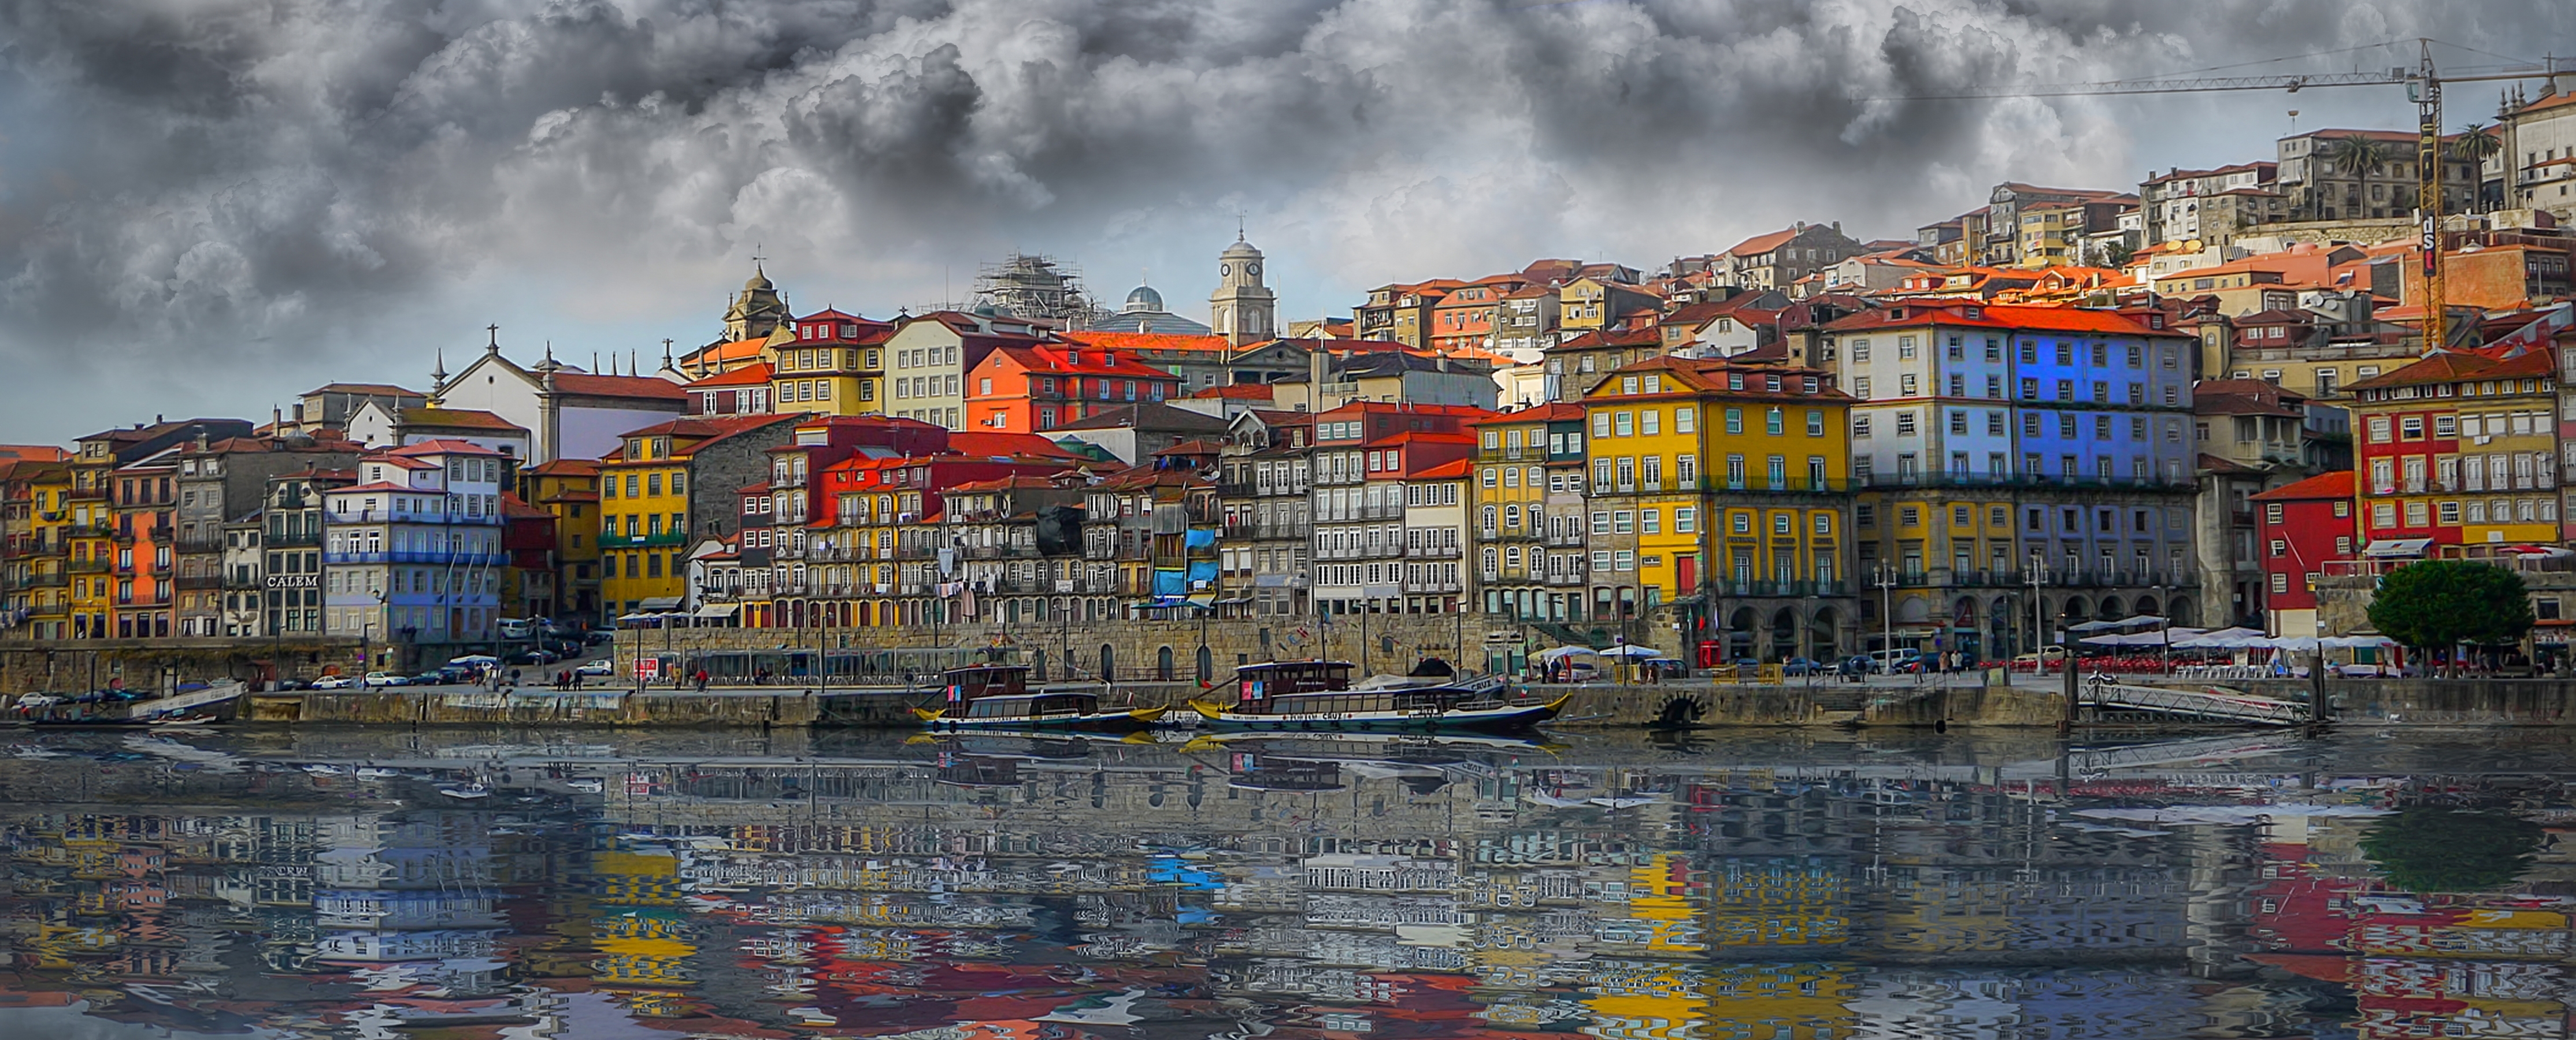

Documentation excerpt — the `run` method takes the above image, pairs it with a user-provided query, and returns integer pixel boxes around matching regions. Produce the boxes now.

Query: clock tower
[1209,233,1277,346]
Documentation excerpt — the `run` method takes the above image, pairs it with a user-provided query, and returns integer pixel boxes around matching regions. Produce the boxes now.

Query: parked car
[1781,657,1829,676]
[361,671,407,687]
[575,659,614,677]
[310,675,355,689]
[2011,645,2071,666]
[583,630,614,645]
[1850,649,1921,674]
[506,650,557,666]
[14,693,61,708]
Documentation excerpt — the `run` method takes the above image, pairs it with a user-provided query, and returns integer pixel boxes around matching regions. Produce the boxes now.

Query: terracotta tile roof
[1469,402,1586,425]
[608,414,799,454]
[944,432,1083,460]
[1191,383,1275,400]
[302,382,421,398]
[2192,378,2310,418]
[525,459,601,476]
[386,439,503,458]
[499,493,554,520]
[548,372,688,401]
[1050,402,1230,434]
[1410,458,1473,480]
[2343,348,2554,392]
[2250,469,2355,501]
[1821,302,2167,336]
[1154,438,1228,456]
[1056,330,1233,354]
[687,362,775,389]
[395,407,528,433]
[693,336,772,366]
[2197,452,2266,476]
[0,444,71,462]
[1725,227,1803,257]
[987,344,1180,381]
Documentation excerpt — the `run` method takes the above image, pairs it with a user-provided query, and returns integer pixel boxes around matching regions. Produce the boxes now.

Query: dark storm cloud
[0,0,2564,437]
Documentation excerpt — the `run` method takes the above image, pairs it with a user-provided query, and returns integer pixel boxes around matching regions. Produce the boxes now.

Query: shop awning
[2362,538,2433,559]
[637,596,685,611]
[693,604,740,619]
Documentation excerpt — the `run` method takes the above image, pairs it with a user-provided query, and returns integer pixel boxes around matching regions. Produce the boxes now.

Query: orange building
[963,344,1181,434]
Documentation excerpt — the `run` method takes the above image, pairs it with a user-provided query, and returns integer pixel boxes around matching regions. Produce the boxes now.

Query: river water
[4,726,2574,1038]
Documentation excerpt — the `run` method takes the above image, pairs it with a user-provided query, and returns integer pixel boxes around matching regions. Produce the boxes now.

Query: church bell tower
[1209,233,1277,346]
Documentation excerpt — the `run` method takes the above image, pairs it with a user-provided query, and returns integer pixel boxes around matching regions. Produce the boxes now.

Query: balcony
[175,573,224,590]
[1706,579,1848,597]
[1861,473,2192,492]
[321,551,513,566]
[69,559,107,574]
[18,571,67,588]
[598,532,689,550]
[1543,571,1587,586]
[1404,544,1460,559]
[174,536,225,555]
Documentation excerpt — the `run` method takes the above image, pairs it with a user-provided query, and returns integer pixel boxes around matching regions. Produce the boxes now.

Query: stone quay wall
[0,636,362,696]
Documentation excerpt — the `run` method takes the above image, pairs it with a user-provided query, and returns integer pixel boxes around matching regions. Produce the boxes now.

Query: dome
[744,263,773,291]
[1221,239,1262,261]
[1122,285,1166,313]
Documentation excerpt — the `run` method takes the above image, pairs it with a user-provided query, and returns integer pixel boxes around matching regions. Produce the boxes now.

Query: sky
[0,0,2569,441]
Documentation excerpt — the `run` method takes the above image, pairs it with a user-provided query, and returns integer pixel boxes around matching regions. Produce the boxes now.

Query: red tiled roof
[387,438,503,458]
[1056,330,1232,354]
[396,408,527,433]
[944,432,1081,460]
[302,382,421,398]
[1410,458,1473,480]
[1821,302,2167,336]
[1191,383,1275,399]
[2251,470,2355,501]
[525,459,601,476]
[687,362,775,389]
[985,344,1179,380]
[1725,227,1802,258]
[2343,348,2553,391]
[548,372,688,401]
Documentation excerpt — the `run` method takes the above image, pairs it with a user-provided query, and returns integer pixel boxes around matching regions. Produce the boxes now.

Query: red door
[1676,554,1697,592]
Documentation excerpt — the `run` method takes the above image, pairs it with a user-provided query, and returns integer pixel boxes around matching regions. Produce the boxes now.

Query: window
[1676,407,1696,433]
[1852,415,1871,439]
[1725,408,1743,434]
[1676,507,1696,533]
[1806,410,1822,436]
[1895,412,1917,437]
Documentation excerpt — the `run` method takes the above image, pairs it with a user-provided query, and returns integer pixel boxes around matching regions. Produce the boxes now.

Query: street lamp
[1872,560,1897,672]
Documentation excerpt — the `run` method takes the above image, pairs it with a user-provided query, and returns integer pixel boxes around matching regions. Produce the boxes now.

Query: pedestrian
[695,669,710,692]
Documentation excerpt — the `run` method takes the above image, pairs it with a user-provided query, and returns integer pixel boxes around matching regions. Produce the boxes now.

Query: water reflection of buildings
[7,733,2576,1037]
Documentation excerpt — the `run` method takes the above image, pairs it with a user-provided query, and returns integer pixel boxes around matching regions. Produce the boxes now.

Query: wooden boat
[1187,660,1567,732]
[910,664,1167,733]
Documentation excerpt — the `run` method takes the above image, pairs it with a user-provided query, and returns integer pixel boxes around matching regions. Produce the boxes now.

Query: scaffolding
[972,253,1102,327]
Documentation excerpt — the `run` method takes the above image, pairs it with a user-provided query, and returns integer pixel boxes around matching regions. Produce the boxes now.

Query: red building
[2249,470,2355,638]
[963,344,1181,434]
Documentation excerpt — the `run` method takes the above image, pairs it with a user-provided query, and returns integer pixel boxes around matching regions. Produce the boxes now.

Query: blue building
[1826,302,2200,658]
[321,440,510,670]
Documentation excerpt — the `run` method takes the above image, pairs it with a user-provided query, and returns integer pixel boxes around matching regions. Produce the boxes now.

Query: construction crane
[1900,40,2573,352]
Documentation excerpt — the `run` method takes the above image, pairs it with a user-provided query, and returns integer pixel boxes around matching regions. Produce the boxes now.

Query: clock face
[1247,263,1260,276]
[1220,263,1231,277]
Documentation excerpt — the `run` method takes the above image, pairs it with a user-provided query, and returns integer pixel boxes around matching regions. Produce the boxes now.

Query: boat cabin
[958,692,1099,720]
[1233,660,1355,704]
[942,664,1032,703]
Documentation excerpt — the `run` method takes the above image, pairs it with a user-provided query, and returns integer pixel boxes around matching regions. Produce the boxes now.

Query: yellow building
[769,309,887,418]
[1469,403,1591,658]
[2347,348,2559,550]
[1582,356,1856,662]
[524,459,604,622]
[4,460,75,640]
[67,440,117,640]
[598,415,799,616]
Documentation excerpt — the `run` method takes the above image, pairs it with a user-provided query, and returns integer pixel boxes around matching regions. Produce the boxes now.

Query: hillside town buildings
[12,101,2576,671]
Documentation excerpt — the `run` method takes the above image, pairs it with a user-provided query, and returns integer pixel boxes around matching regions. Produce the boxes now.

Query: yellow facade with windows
[599,434,694,613]
[66,444,116,639]
[1580,357,1854,636]
[768,343,883,417]
[18,465,73,638]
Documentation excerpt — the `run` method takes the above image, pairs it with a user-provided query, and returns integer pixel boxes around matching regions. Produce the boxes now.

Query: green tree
[2367,559,2533,653]
[2325,133,2392,179]
[2361,808,2542,893]
[2452,124,2504,212]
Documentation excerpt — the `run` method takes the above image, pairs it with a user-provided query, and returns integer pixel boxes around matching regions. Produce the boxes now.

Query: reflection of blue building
[1828,302,2205,655]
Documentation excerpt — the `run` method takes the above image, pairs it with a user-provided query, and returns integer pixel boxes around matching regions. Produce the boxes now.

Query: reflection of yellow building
[1583,960,1856,1040]
[1615,852,1706,954]
[1707,856,1848,950]
[594,911,697,988]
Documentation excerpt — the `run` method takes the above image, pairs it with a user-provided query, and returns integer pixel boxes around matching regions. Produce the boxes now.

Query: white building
[321,441,509,666]
[428,335,688,465]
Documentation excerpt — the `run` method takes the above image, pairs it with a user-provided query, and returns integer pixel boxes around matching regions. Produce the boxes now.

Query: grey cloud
[0,0,2566,438]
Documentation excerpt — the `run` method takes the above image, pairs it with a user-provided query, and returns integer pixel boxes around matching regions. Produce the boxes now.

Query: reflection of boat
[911,664,1167,732]
[436,783,493,800]
[1187,660,1566,731]
[1183,730,1566,754]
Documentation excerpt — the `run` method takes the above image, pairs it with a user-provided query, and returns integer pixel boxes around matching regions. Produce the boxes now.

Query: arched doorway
[1810,607,1840,661]
[2098,596,2124,621]
[1197,646,1214,684]
[1727,608,1756,660]
[1952,597,1981,660]
[1769,607,1798,662]
[1156,646,1175,681]
[1099,644,1117,682]
[2170,596,2199,627]
[1991,597,2017,659]
[2060,596,2088,634]
[1031,648,1048,681]
[2133,595,2160,619]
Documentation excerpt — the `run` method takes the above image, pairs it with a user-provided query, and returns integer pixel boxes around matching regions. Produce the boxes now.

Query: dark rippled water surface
[6,726,2576,1038]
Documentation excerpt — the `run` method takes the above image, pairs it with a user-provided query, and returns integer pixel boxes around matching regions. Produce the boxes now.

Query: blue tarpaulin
[1154,569,1186,596]
[1184,528,1216,548]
